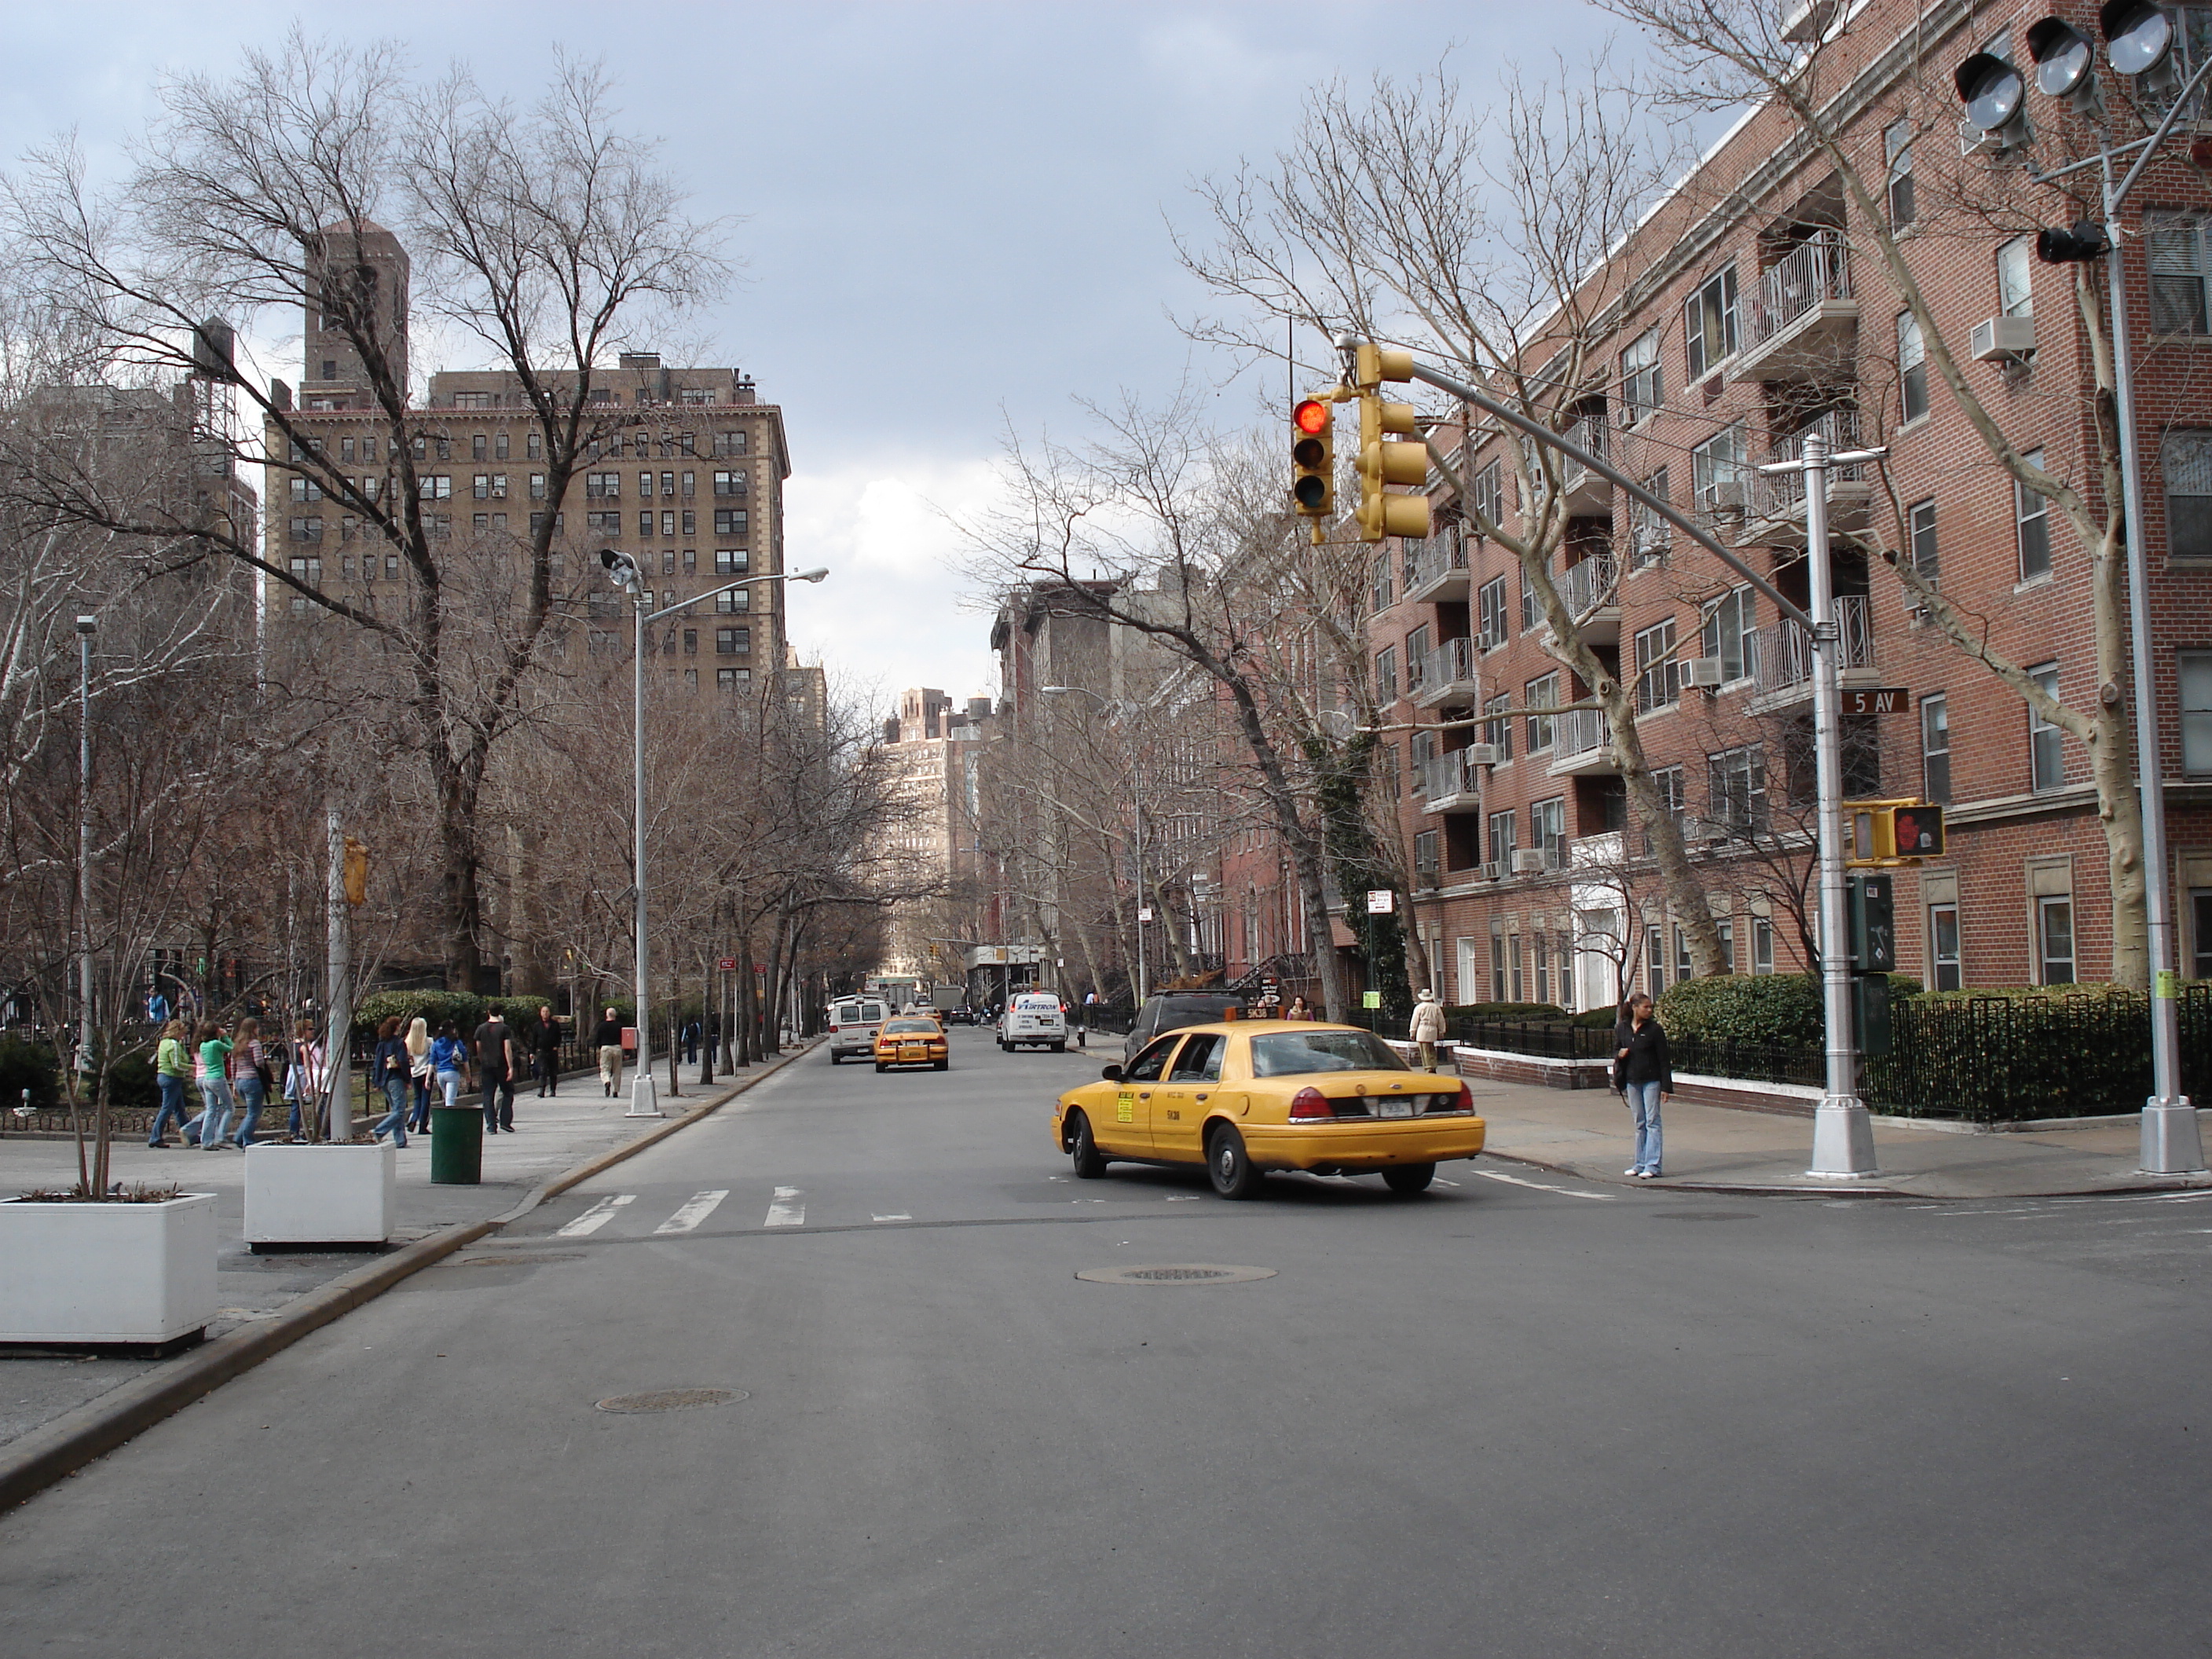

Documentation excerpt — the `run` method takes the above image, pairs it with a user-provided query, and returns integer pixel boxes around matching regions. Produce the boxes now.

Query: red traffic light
[1294,397,1330,435]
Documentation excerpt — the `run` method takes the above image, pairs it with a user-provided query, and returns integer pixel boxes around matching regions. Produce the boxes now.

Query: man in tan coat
[1409,989,1448,1073]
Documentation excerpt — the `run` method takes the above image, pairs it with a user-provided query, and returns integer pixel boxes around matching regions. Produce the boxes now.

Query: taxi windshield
[1247,1030,1408,1078]
[882,1019,939,1035]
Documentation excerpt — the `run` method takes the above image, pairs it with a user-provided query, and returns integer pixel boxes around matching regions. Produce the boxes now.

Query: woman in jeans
[404,1016,434,1133]
[148,1019,193,1147]
[196,1021,236,1151]
[430,1020,469,1113]
[229,1017,269,1147]
[1616,992,1673,1180]
[370,1016,411,1146]
[287,1018,324,1139]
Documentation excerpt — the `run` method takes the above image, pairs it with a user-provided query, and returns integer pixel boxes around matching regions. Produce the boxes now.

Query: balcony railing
[1748,408,1866,519]
[1419,636,1481,700]
[1746,231,1852,353]
[1557,552,1618,617]
[1552,706,1611,761]
[1420,749,1478,805]
[1752,593,1873,698]
[1407,526,1470,597]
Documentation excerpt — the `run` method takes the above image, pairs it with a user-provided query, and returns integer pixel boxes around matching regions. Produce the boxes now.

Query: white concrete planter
[0,1192,218,1345]
[244,1142,397,1247]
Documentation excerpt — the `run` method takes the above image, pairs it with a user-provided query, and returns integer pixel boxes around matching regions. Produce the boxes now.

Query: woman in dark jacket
[1616,992,1672,1179]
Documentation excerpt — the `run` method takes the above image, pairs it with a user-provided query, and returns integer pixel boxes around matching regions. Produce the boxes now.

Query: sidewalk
[0,1052,780,1453]
[1463,1071,2212,1198]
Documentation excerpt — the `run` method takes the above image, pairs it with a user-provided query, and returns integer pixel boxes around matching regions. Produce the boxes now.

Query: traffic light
[1354,392,1432,543]
[1291,397,1334,519]
[2036,218,2111,263]
[1847,800,1945,863]
[1847,872,1896,974]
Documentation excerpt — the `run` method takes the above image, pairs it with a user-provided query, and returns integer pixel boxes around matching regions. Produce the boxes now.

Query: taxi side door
[1152,1031,1227,1165]
[1095,1034,1181,1158]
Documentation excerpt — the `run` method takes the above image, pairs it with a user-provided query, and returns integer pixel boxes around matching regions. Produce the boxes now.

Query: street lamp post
[599,552,829,1120]
[74,615,95,1101]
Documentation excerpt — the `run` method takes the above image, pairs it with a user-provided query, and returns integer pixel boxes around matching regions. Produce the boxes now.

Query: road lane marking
[872,1213,911,1222]
[1472,1169,1617,1202]
[558,1194,636,1236]
[765,1186,806,1227]
[654,1190,731,1234]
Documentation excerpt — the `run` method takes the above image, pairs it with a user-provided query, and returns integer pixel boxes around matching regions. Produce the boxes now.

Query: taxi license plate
[1377,1098,1415,1119]
[901,1046,926,1059]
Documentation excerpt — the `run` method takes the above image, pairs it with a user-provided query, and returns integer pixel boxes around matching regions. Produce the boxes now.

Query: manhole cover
[448,1251,584,1267]
[1075,1264,1276,1286]
[593,1387,747,1414]
[1652,1211,1759,1222]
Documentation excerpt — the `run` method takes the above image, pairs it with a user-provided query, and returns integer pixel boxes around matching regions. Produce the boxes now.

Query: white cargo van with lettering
[998,992,1068,1053]
[828,998,890,1064]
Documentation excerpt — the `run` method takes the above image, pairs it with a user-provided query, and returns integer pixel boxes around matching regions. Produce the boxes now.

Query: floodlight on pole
[1955,51,2031,147]
[2028,17,2100,110]
[2102,0,2175,80]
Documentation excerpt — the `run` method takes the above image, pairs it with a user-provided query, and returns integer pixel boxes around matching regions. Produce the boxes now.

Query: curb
[0,1038,823,1514]
[1481,1147,2212,1202]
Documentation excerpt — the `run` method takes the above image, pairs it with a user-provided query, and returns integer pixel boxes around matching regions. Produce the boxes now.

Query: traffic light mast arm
[1382,350,1815,635]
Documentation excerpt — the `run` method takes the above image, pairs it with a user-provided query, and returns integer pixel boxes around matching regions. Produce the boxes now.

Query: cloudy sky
[5,1,1626,717]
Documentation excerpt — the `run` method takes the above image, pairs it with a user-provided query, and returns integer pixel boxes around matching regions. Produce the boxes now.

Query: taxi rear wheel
[1068,1111,1108,1178]
[933,1058,949,1071]
[1382,1163,1437,1196]
[873,1061,886,1073]
[1207,1126,1264,1200]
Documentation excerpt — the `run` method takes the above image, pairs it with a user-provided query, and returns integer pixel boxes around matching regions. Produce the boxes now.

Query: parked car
[1054,1020,1484,1198]
[998,991,1068,1053]
[1122,991,1247,1062]
[827,997,891,1064]
[873,1016,949,1072]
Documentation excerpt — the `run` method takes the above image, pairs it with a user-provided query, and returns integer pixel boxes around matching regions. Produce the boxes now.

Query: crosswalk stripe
[558,1194,636,1236]
[765,1186,806,1227]
[654,1190,731,1234]
[871,1212,911,1222]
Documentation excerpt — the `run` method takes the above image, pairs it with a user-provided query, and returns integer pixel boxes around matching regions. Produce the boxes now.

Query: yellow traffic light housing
[1291,397,1334,521]
[1355,391,1433,543]
[1846,800,1946,866]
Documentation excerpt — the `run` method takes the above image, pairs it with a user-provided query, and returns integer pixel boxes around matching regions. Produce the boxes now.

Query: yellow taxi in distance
[874,1016,949,1073]
[1051,1020,1483,1198]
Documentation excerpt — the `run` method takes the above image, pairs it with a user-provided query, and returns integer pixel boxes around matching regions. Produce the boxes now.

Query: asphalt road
[5,1027,2210,1657]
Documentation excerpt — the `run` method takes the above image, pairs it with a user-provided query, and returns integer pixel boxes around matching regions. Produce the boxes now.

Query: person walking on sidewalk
[285,1018,324,1140]
[370,1016,411,1148]
[1409,989,1447,1073]
[230,1017,271,1147]
[593,1006,624,1097]
[533,1005,563,1099]
[148,1019,193,1147]
[475,1009,518,1133]
[430,1020,468,1113]
[405,1016,434,1133]
[1617,992,1673,1180]
[195,1021,236,1150]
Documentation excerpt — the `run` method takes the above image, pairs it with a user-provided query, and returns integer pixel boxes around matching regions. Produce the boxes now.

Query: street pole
[2100,155,2206,1174]
[628,585,661,1119]
[74,617,94,1102]
[1796,431,1878,1177]
[324,804,351,1142]
[1133,797,1148,1005]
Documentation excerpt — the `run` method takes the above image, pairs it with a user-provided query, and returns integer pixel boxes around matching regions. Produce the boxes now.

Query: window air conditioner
[1480,859,1503,881]
[1464,743,1501,766]
[1704,482,1745,511]
[1511,848,1549,875]
[1970,315,2036,361]
[1682,815,1725,843]
[1684,657,1727,689]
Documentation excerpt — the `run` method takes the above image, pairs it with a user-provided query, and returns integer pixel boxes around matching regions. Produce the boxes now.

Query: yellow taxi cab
[874,1015,950,1073]
[1050,1020,1482,1198]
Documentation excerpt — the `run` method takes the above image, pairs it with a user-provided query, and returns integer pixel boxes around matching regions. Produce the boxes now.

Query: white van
[828,998,890,1064]
[998,991,1068,1053]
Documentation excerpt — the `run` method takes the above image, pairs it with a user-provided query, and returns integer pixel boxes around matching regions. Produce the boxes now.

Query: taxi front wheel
[1207,1126,1264,1200]
[1068,1111,1107,1178]
[1382,1163,1437,1196]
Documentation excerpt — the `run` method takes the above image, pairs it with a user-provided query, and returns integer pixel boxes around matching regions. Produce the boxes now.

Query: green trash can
[430,1106,482,1185]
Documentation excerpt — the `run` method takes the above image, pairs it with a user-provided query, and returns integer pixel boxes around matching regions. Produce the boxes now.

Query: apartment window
[1414,830,1441,888]
[661,550,676,577]
[473,474,490,500]
[287,476,320,504]
[384,553,398,580]
[2181,652,2212,773]
[2162,432,2212,559]
[471,433,487,460]
[715,588,751,613]
[716,627,751,656]
[1708,744,1767,833]
[638,471,656,499]
[2149,214,2212,334]
[529,473,546,500]
[1921,694,1951,803]
[496,431,509,460]
[1510,932,1525,1002]
[1372,555,1393,613]
[1691,425,1746,513]
[1520,564,1544,634]
[1404,624,1430,690]
[474,511,489,532]
[1491,920,1507,1000]
[1482,693,1514,763]
[1701,585,1756,683]
[2017,450,2052,580]
[586,471,620,499]
[1884,119,1916,228]
[1525,672,1559,753]
[488,474,507,500]
[1716,918,1734,973]
[1487,809,1515,871]
[1928,903,1962,991]
[683,629,698,656]
[1897,311,1928,424]
[1683,265,1738,379]
[1375,646,1399,704]
[1532,797,1566,870]
[713,470,747,497]
[287,555,322,584]
[288,516,324,542]
[714,430,747,457]
[1675,925,1693,984]
[1650,765,1685,841]
[1998,236,2034,317]
[714,508,748,537]
[1620,326,1662,425]
[586,510,621,536]
[1647,925,1668,994]
[1471,459,1504,532]
[526,430,544,460]
[1477,575,1509,650]
[1634,617,1679,714]
[1752,916,1776,976]
[1533,932,1551,1005]
[1909,497,1939,588]
[2029,662,2065,791]
[339,438,354,463]
[1632,467,1671,566]
[718,667,749,692]
[2038,896,2077,985]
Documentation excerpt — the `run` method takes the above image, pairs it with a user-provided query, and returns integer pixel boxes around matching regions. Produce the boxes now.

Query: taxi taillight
[1288,1087,1333,1121]
[1452,1080,1473,1111]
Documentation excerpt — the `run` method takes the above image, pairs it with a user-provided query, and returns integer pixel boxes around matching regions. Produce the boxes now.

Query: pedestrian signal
[1291,397,1334,518]
[1847,800,1945,864]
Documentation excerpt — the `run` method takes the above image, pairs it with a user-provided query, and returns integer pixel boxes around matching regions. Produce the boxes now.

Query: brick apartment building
[1346,0,2212,1012]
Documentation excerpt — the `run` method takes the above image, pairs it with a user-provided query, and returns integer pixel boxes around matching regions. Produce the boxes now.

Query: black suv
[1123,992,1247,1062]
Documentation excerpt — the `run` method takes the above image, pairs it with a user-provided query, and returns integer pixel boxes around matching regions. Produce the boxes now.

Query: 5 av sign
[1840,687,1912,716]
